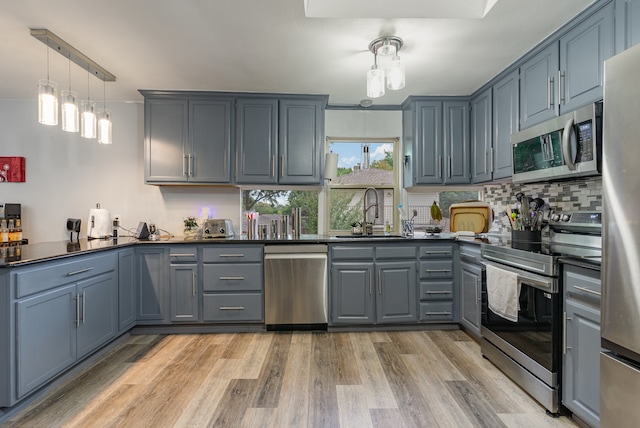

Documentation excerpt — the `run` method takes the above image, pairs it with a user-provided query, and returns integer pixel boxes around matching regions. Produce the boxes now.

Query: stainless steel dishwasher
[264,244,328,328]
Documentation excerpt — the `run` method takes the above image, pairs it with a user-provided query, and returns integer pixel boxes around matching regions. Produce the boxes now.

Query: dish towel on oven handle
[486,263,521,322]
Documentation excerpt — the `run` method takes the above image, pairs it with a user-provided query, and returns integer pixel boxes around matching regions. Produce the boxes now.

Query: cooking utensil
[505,207,516,229]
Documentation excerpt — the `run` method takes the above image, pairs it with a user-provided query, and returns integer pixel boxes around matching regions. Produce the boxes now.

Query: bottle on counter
[15,217,22,242]
[0,219,8,243]
[8,218,15,242]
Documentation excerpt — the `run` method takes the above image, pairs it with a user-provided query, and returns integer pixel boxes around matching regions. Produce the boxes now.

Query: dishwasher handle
[264,253,327,260]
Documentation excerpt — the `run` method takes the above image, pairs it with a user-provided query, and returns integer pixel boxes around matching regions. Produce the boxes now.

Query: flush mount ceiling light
[367,36,405,98]
[30,29,116,142]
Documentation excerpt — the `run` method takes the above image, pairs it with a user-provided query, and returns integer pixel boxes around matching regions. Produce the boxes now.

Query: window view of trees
[242,190,318,234]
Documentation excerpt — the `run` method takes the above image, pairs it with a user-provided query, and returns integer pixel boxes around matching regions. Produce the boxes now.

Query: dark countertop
[0,232,461,268]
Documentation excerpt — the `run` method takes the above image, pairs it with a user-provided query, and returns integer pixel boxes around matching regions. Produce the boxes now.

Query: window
[326,138,398,234]
[406,190,481,233]
[241,189,319,235]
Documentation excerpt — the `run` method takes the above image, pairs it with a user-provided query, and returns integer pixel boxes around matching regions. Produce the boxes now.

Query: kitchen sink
[332,234,406,239]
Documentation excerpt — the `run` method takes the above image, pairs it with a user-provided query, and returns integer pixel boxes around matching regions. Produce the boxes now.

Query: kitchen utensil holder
[511,230,542,251]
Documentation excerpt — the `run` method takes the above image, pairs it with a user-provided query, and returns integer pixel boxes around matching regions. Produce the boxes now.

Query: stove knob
[551,214,561,222]
[561,214,571,222]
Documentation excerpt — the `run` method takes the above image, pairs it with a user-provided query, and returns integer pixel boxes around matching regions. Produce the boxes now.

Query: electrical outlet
[114,214,121,227]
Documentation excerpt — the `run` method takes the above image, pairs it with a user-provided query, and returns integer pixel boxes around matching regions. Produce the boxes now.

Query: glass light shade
[377,41,397,56]
[97,110,112,145]
[60,90,79,132]
[387,56,406,90]
[366,67,386,98]
[38,79,58,126]
[80,100,97,139]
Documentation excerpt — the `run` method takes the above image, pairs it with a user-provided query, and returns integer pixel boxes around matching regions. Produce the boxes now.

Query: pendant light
[61,56,79,132]
[38,42,58,126]
[366,36,406,97]
[80,68,96,139]
[97,80,112,144]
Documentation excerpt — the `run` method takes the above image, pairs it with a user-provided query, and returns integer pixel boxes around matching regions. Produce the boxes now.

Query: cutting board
[449,202,491,233]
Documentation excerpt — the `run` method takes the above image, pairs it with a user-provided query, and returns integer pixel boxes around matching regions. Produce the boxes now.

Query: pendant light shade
[38,79,58,126]
[387,55,406,90]
[80,100,97,139]
[61,90,79,132]
[97,110,112,144]
[366,67,385,98]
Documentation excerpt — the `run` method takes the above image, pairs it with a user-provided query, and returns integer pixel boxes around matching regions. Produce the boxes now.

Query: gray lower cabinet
[135,246,169,323]
[460,260,482,339]
[418,244,457,322]
[235,96,326,185]
[562,263,601,427]
[13,252,117,402]
[169,247,199,322]
[201,245,264,322]
[118,248,136,331]
[330,244,416,326]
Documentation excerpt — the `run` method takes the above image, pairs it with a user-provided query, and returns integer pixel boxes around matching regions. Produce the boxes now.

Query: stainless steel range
[480,211,601,415]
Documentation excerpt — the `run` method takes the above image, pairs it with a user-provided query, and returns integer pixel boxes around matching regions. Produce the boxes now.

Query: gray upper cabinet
[403,98,470,186]
[616,0,640,52]
[492,70,519,180]
[235,97,326,185]
[520,2,614,129]
[143,93,233,184]
[471,88,492,183]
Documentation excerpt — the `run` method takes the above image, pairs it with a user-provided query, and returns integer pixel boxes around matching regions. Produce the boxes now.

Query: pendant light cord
[86,67,90,102]
[46,42,50,81]
[68,56,71,91]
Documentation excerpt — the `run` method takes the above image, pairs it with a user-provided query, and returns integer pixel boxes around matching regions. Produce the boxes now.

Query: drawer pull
[219,276,245,281]
[219,254,245,258]
[171,253,196,258]
[423,251,450,255]
[425,269,451,273]
[425,291,451,294]
[573,285,601,297]
[426,311,452,316]
[67,267,93,276]
[219,306,245,311]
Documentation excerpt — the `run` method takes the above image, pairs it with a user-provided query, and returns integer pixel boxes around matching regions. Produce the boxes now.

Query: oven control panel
[548,211,601,234]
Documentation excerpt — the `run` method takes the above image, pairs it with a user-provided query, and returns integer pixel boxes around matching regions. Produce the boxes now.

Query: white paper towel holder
[324,152,338,181]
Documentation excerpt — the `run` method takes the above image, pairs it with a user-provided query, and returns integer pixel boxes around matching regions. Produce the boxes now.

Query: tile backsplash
[483,176,602,232]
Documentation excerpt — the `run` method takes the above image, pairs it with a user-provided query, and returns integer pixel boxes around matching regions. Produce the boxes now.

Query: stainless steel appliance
[600,42,640,426]
[202,219,234,239]
[481,211,602,414]
[264,244,328,327]
[511,102,602,184]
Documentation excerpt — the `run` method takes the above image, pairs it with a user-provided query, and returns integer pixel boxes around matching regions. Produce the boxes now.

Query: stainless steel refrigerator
[601,42,640,426]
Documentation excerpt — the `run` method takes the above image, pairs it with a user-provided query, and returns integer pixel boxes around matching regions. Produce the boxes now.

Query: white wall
[0,100,240,243]
[325,109,402,139]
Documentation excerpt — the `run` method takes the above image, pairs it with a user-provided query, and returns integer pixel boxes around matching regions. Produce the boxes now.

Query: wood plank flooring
[5,330,578,428]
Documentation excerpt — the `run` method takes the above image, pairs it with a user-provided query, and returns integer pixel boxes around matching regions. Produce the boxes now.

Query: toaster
[203,219,235,239]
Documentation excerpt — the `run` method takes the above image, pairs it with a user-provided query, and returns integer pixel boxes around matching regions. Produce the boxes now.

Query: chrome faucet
[363,187,379,235]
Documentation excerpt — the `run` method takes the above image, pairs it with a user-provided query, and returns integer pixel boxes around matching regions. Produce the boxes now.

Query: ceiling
[0,0,594,106]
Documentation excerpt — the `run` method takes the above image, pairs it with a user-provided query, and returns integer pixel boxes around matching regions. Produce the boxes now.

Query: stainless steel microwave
[511,102,602,183]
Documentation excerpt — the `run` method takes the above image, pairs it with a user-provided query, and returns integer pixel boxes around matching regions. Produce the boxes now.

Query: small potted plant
[350,221,363,235]
[183,216,198,239]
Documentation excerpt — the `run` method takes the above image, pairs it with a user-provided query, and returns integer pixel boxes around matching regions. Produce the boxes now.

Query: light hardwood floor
[5,330,578,427]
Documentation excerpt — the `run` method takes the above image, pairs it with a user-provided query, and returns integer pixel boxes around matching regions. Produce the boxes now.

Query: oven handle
[483,260,557,293]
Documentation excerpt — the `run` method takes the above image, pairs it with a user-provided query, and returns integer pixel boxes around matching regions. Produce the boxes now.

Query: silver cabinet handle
[475,277,479,303]
[484,148,488,174]
[183,154,188,176]
[447,155,452,178]
[563,312,573,355]
[425,269,451,273]
[188,154,193,177]
[573,285,601,297]
[438,155,442,178]
[82,291,86,325]
[219,306,245,311]
[490,147,494,173]
[559,70,565,104]
[75,294,80,326]
[219,254,245,258]
[219,276,245,280]
[378,270,381,295]
[423,251,451,255]
[280,155,284,178]
[425,291,451,295]
[548,76,554,108]
[270,155,275,178]
[369,272,372,295]
[192,271,196,296]
[67,267,93,276]
[426,311,452,316]
[171,253,196,258]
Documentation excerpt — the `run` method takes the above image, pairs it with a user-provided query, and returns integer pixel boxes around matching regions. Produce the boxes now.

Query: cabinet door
[76,272,117,359]
[190,99,233,183]
[16,284,77,398]
[376,261,417,324]
[492,70,519,180]
[279,98,323,185]
[170,264,199,322]
[460,262,482,337]
[560,2,614,113]
[235,98,278,184]
[520,43,559,129]
[330,262,374,324]
[563,299,601,427]
[615,0,640,52]
[118,249,136,331]
[443,101,470,184]
[471,89,493,183]
[136,247,168,321]
[145,98,189,183]
[414,101,442,184]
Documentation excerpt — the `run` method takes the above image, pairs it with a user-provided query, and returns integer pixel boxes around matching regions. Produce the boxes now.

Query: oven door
[481,261,561,387]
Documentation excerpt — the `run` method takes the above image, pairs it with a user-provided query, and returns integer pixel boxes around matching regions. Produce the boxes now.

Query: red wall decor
[0,157,26,182]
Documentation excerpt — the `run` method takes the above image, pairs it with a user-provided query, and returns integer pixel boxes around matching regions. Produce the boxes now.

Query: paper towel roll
[87,208,111,238]
[324,152,338,180]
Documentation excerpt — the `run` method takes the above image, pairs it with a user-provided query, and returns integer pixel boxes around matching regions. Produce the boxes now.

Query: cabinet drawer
[202,264,263,292]
[419,302,454,322]
[419,245,454,258]
[564,265,601,301]
[202,293,263,322]
[169,246,198,263]
[331,246,374,260]
[15,252,117,298]
[419,281,454,301]
[419,260,453,279]
[202,246,263,263]
[375,245,416,259]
